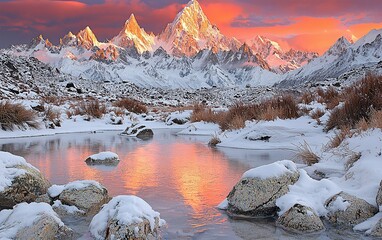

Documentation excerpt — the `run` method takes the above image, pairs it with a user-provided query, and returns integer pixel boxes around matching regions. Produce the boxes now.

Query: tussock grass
[113,98,147,114]
[0,101,39,131]
[294,141,320,166]
[74,99,107,119]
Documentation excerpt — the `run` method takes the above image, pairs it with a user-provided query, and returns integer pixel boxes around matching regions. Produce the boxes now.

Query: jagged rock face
[76,26,99,50]
[324,36,351,56]
[111,14,155,53]
[376,180,382,206]
[60,32,77,46]
[276,204,325,233]
[158,0,240,57]
[226,169,300,217]
[325,192,378,226]
[0,164,51,209]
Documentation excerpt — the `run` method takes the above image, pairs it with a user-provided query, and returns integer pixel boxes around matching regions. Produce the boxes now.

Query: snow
[354,210,382,234]
[52,200,85,215]
[87,151,119,161]
[217,199,229,210]
[177,122,220,136]
[48,180,104,198]
[326,196,350,212]
[89,195,166,239]
[0,202,64,239]
[242,160,297,180]
[0,151,38,192]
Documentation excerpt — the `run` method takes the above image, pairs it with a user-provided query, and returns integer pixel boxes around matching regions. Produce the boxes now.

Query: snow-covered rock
[166,110,191,125]
[276,204,324,233]
[325,192,378,226]
[89,195,166,240]
[226,160,300,217]
[0,151,50,209]
[48,180,110,215]
[52,200,85,217]
[370,217,382,237]
[85,151,120,165]
[0,202,73,240]
[122,124,154,140]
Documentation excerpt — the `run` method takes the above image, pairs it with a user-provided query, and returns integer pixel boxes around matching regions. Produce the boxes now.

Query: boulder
[48,180,110,215]
[0,151,50,209]
[85,151,120,165]
[370,217,382,237]
[376,180,382,206]
[227,160,300,217]
[122,124,154,140]
[90,195,166,240]
[276,204,324,233]
[325,192,378,225]
[52,200,85,217]
[0,202,73,240]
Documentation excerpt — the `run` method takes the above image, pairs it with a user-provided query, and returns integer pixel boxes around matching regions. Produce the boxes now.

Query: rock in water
[325,192,378,225]
[227,160,300,217]
[90,195,166,240]
[0,202,73,240]
[85,151,120,165]
[48,180,110,215]
[276,204,324,233]
[122,124,154,140]
[0,151,50,209]
[370,217,382,237]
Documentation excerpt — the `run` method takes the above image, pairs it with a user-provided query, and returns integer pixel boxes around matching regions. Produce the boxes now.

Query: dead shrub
[44,105,61,122]
[0,101,39,130]
[113,98,147,114]
[369,109,382,129]
[75,99,106,119]
[310,108,325,124]
[327,127,352,149]
[326,74,382,131]
[300,91,315,104]
[208,136,221,147]
[294,141,320,166]
[41,95,65,106]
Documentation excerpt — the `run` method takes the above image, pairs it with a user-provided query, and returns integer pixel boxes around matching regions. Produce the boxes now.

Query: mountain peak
[111,14,155,53]
[76,26,99,49]
[324,36,351,56]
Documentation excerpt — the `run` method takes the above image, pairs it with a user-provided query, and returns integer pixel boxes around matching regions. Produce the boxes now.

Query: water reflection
[0,130,367,239]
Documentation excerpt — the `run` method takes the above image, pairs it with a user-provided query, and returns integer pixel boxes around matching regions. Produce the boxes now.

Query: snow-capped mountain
[75,26,99,49]
[279,29,382,86]
[157,0,240,57]
[248,35,318,73]
[111,14,155,54]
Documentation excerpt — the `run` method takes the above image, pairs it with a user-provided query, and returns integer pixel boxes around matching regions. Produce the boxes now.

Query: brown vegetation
[74,99,107,119]
[294,141,320,166]
[113,98,147,114]
[326,75,382,131]
[0,101,39,130]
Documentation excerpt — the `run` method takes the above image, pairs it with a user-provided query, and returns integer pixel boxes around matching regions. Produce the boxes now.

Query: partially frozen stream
[0,130,370,239]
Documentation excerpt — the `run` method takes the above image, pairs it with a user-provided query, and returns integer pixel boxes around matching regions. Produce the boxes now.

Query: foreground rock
[276,204,324,233]
[0,151,50,209]
[325,192,378,225]
[370,217,382,237]
[0,202,73,240]
[85,151,120,165]
[90,195,166,240]
[48,180,110,215]
[227,160,300,217]
[122,124,154,140]
[376,180,382,206]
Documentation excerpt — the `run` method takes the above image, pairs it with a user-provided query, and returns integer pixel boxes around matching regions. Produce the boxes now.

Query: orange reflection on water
[168,143,235,213]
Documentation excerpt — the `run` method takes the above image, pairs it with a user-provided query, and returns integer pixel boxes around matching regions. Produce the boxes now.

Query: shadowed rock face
[0,164,50,209]
[325,191,378,226]
[376,180,382,206]
[105,217,160,240]
[227,170,300,218]
[276,204,324,233]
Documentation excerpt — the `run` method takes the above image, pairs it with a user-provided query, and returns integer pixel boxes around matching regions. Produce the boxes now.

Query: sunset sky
[0,0,381,54]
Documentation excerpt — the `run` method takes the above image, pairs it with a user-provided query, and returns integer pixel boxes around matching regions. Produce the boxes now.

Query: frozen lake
[0,130,369,239]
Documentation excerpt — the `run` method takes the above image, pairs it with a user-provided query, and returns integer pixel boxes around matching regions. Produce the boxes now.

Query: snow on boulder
[376,180,382,207]
[325,192,378,226]
[370,217,382,237]
[85,151,120,165]
[226,160,300,217]
[52,200,85,217]
[89,195,166,240]
[166,111,191,125]
[48,180,110,215]
[121,124,154,140]
[276,204,325,233]
[0,151,50,209]
[0,202,73,240]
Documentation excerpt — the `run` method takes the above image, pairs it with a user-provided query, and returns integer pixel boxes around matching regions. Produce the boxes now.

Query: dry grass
[310,108,325,124]
[74,99,107,119]
[113,98,147,114]
[41,95,65,106]
[300,91,315,104]
[326,75,382,131]
[208,136,221,147]
[345,152,362,171]
[0,101,39,131]
[294,141,320,166]
[369,109,382,129]
[327,127,352,149]
[44,105,61,122]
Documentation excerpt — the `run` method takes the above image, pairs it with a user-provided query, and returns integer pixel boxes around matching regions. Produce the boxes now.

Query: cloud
[232,15,294,28]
